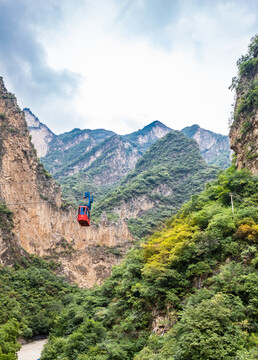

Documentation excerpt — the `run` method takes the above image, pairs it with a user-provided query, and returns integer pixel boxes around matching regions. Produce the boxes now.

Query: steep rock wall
[0,77,133,287]
[24,108,55,157]
[229,36,258,175]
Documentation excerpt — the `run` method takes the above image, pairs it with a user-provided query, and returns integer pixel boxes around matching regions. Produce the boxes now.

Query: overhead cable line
[0,201,46,206]
[0,180,56,185]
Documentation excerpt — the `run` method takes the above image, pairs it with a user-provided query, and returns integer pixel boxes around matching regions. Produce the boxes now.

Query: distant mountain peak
[146,120,169,127]
[124,120,172,151]
[140,120,171,131]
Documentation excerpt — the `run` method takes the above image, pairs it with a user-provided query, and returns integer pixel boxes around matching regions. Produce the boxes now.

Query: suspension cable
[0,201,46,206]
[0,180,57,185]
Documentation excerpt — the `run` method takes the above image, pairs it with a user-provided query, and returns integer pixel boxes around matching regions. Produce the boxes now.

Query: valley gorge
[0,34,257,360]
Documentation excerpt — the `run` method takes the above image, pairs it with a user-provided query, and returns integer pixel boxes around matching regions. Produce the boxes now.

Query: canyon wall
[0,77,133,287]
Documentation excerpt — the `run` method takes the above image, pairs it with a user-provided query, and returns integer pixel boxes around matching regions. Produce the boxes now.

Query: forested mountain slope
[93,130,218,237]
[54,134,141,205]
[25,112,230,206]
[40,120,172,204]
[41,127,116,176]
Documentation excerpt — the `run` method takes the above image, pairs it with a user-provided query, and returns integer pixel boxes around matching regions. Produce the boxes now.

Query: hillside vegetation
[36,121,228,209]
[93,131,218,237]
[39,166,258,360]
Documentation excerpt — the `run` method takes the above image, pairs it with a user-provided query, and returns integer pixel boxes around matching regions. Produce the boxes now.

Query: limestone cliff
[229,35,258,175]
[24,108,55,157]
[0,77,133,287]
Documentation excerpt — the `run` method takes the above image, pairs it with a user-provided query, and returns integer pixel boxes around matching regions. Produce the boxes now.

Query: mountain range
[24,109,231,237]
[25,109,231,207]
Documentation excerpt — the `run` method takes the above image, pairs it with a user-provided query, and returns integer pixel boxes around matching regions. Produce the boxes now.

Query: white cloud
[1,0,257,135]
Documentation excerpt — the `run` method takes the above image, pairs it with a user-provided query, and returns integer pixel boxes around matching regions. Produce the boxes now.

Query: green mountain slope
[93,130,218,237]
[42,127,115,176]
[40,166,258,360]
[26,112,230,208]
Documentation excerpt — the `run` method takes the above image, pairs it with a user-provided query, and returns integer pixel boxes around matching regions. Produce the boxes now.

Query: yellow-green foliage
[142,218,198,273]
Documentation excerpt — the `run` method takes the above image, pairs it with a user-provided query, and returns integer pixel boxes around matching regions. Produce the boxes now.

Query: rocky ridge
[229,35,258,175]
[24,108,55,157]
[26,111,231,187]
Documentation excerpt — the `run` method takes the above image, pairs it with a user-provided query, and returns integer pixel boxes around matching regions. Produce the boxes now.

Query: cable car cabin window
[86,208,90,219]
[79,207,86,215]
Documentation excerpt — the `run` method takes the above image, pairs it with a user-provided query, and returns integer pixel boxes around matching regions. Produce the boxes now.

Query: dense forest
[0,254,79,359]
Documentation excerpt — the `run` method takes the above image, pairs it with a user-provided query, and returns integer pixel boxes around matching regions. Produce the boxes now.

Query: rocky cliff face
[54,134,140,185]
[24,108,55,157]
[229,35,258,175]
[0,77,133,287]
[41,120,172,181]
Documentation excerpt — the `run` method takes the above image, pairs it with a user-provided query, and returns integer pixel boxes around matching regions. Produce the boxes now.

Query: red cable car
[77,192,93,227]
[78,206,90,226]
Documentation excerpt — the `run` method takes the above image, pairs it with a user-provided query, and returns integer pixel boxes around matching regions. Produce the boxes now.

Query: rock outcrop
[0,77,133,287]
[229,35,258,175]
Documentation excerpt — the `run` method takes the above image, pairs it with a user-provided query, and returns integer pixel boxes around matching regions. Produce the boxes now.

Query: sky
[0,0,257,135]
